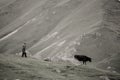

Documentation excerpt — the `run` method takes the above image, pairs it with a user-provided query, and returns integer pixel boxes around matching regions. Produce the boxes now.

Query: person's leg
[22,52,24,57]
[25,52,27,57]
[22,52,25,57]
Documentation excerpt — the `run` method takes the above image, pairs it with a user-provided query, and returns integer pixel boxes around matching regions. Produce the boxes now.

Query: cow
[74,55,92,65]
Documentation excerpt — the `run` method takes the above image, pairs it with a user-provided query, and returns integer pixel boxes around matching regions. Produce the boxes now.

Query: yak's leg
[83,61,84,64]
[84,61,86,65]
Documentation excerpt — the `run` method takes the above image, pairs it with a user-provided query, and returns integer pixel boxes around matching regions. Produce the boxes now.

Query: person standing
[22,43,27,57]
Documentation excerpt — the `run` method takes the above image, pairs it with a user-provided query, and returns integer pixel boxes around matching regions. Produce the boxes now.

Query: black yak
[74,55,92,64]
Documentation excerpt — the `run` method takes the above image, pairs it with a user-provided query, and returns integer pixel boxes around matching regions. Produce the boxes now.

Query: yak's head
[88,58,92,62]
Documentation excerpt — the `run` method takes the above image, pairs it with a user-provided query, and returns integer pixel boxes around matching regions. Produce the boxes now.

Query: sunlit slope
[30,0,104,59]
[0,0,83,54]
[0,0,120,66]
[0,0,43,30]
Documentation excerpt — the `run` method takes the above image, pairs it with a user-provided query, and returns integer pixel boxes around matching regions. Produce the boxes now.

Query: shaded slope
[74,0,120,72]
[0,54,120,80]
[97,53,120,73]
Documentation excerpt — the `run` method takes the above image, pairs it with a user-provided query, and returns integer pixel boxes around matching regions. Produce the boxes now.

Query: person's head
[24,43,26,45]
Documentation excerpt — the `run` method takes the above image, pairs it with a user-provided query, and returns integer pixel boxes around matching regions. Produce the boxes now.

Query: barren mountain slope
[0,0,120,72]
